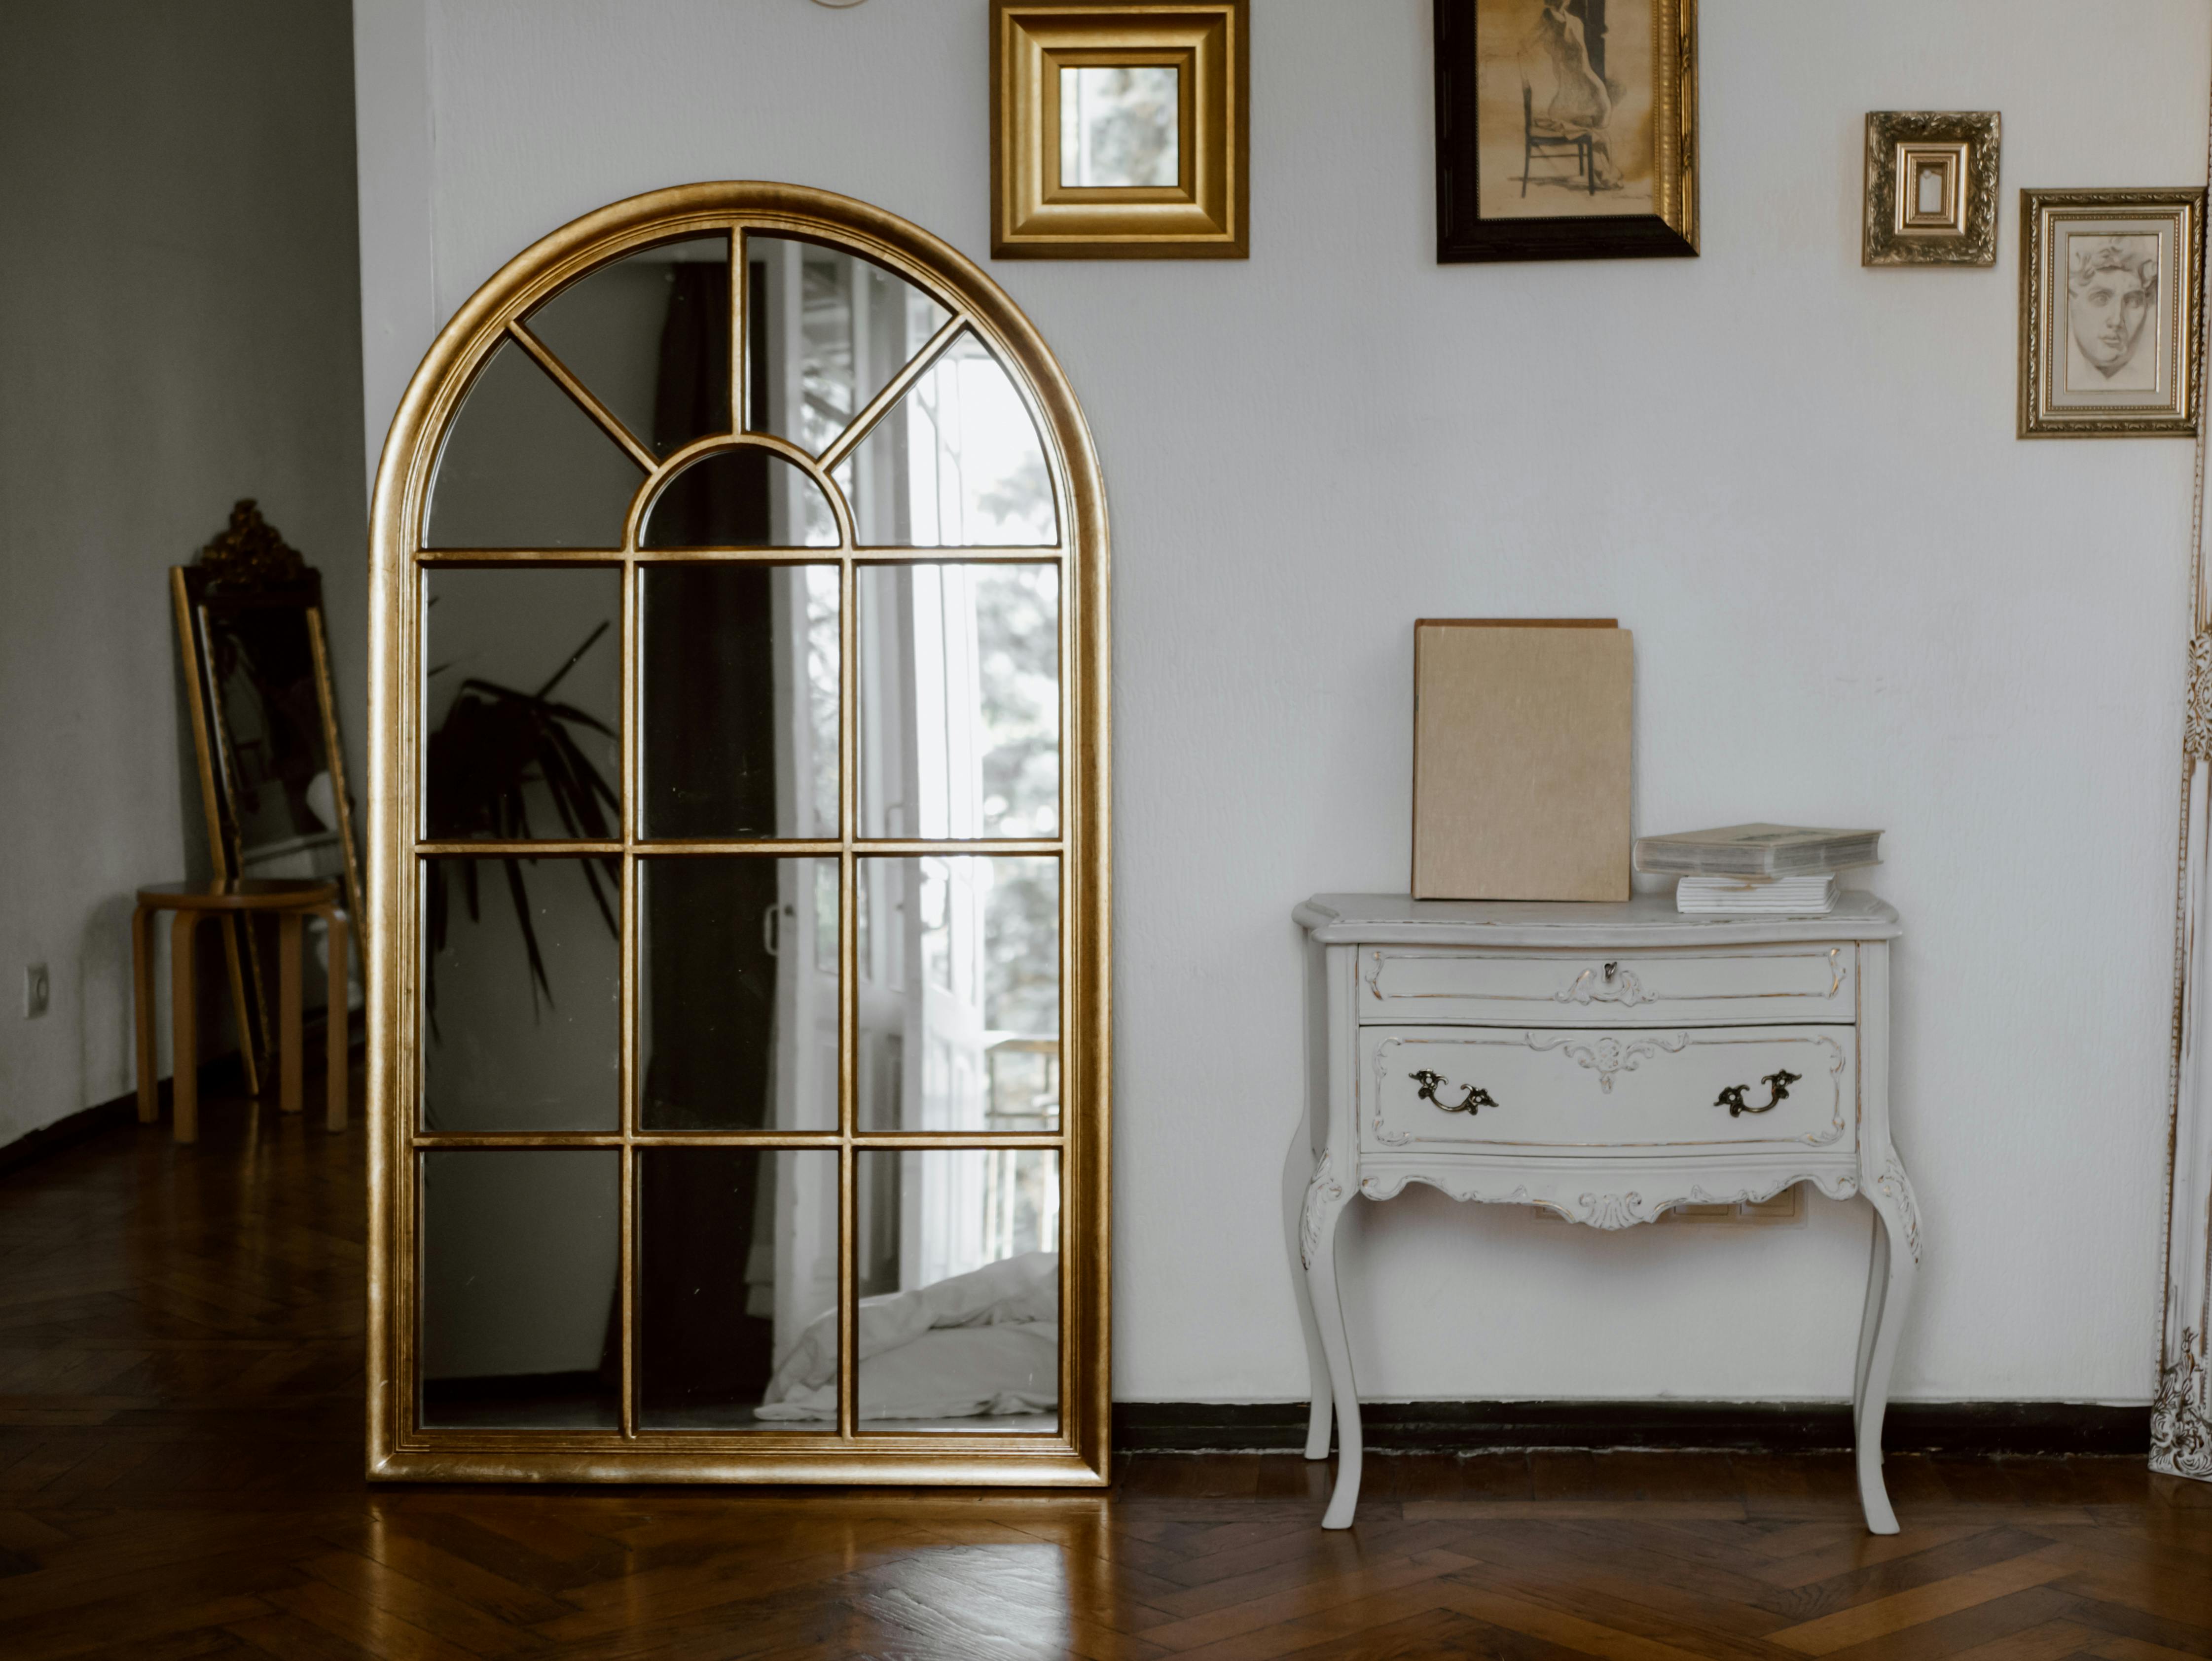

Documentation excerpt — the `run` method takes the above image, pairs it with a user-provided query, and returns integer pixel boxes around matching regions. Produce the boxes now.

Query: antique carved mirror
[175,502,365,1089]
[365,184,1109,1484]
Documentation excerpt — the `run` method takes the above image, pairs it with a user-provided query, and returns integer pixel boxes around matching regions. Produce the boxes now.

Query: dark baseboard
[0,1015,363,1182]
[0,1094,143,1181]
[1114,1399,2151,1457]
[0,1052,250,1181]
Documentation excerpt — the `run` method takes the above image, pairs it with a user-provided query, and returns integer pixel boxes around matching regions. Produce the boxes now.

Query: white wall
[354,0,2210,1405]
[0,0,367,1150]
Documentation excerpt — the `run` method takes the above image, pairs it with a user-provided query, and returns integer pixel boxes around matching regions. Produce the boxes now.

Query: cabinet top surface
[1294,890,1900,946]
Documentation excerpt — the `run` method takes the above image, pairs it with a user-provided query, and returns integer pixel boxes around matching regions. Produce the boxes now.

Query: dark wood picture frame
[1434,0,1699,264]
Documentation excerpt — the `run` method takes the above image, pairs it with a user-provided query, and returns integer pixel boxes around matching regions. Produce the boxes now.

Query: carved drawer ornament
[1528,1030,1689,1092]
[1556,962,1655,1007]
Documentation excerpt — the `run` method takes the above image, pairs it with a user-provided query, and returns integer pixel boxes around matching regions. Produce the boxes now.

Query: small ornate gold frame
[990,0,1248,259]
[1863,111,1998,267]
[2019,186,2204,439]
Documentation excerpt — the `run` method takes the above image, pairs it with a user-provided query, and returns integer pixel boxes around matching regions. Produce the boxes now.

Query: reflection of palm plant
[425,624,619,1022]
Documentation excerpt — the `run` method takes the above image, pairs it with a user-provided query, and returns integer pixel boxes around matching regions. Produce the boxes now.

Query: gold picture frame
[365,183,1112,1487]
[1862,111,1998,267]
[2019,187,2204,438]
[990,0,1249,258]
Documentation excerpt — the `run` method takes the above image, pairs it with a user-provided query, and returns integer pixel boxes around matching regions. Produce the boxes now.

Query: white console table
[1293,892,1918,1533]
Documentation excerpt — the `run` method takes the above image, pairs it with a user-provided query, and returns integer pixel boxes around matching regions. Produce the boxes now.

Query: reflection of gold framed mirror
[173,502,365,1085]
[366,184,1109,1485]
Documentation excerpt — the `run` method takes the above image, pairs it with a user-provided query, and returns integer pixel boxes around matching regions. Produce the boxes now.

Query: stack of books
[1632,824,1883,915]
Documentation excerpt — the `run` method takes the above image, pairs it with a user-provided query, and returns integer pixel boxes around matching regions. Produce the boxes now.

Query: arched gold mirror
[365,184,1109,1485]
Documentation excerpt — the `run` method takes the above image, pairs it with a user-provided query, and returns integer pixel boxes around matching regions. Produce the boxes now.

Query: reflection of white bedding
[757,1251,1057,1422]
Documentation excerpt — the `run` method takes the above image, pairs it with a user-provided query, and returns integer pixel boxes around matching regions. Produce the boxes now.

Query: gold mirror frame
[365,182,1111,1485]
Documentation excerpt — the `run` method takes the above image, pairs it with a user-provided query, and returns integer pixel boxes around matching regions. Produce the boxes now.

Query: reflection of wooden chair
[1522,84,1595,197]
[132,879,349,1143]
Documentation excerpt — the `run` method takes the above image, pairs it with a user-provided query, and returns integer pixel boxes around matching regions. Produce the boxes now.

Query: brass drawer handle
[1412,1069,1496,1116]
[1717,1069,1801,1117]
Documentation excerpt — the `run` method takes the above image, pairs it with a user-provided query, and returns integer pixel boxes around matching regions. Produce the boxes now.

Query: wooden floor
[0,1080,2207,1660]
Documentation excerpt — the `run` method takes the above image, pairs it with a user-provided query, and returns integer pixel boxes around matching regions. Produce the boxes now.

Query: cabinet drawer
[1358,944,1852,1027]
[1359,1025,1855,1155]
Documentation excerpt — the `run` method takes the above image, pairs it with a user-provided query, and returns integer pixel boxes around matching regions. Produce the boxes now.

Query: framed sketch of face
[2020,188,2204,438]
[1434,0,1699,263]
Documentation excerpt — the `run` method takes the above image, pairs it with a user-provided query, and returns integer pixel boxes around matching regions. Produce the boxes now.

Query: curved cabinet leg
[1300,1158,1360,1528]
[1855,1160,1921,1535]
[1288,1133,1334,1461]
[1303,1357,1333,1462]
[1852,1206,1889,1435]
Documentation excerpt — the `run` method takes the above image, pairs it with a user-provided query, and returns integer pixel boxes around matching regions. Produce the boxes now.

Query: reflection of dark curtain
[1566,0,1607,84]
[638,260,781,1416]
[638,1150,773,1415]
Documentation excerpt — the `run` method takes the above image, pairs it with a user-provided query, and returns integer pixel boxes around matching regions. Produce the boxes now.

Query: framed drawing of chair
[1523,84,1594,197]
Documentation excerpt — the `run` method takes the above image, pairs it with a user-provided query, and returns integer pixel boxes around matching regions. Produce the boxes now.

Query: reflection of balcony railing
[984,1033,1060,1131]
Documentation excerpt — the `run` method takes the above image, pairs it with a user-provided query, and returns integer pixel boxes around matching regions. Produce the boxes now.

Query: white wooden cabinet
[1293,892,1919,1533]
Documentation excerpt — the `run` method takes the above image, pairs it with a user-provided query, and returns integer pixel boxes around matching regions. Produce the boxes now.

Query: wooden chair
[131,879,349,1143]
[1522,84,1595,197]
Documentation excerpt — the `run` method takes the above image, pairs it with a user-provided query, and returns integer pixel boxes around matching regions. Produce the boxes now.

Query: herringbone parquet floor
[0,1072,2206,1660]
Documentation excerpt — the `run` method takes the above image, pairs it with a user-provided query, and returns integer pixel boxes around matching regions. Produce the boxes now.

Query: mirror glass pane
[526,235,731,462]
[859,564,1058,840]
[426,340,645,548]
[1060,66,1180,188]
[195,599,350,866]
[832,333,1056,546]
[425,567,621,841]
[642,448,840,548]
[640,858,838,1131]
[642,565,837,839]
[421,1150,620,1428]
[421,856,619,1132]
[745,234,949,458]
[640,1148,839,1430]
[851,1149,1059,1432]
[857,856,1058,1132]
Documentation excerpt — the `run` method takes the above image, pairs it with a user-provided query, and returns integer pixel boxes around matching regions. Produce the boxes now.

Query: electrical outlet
[24,963,49,1018]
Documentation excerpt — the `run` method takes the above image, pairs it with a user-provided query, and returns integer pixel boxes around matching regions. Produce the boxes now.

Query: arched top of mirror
[397,191,1080,557]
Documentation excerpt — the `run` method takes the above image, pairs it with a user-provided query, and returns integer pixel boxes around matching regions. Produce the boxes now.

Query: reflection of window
[904,337,1055,546]
[1060,65,1180,188]
[804,566,839,833]
[836,335,1057,548]
[862,564,1059,841]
